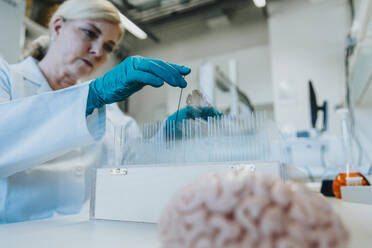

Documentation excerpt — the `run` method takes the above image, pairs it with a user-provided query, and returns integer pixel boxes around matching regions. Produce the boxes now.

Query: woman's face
[51,18,120,81]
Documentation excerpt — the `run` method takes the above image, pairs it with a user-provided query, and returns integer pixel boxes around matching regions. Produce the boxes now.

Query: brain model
[158,171,349,248]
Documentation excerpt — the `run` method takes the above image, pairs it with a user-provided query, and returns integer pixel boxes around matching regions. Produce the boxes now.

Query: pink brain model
[158,171,349,248]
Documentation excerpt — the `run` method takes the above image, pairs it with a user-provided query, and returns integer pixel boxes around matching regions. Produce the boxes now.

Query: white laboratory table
[1,198,372,248]
[0,212,159,248]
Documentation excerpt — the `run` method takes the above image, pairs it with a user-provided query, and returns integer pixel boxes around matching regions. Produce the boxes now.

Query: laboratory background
[1,0,372,247]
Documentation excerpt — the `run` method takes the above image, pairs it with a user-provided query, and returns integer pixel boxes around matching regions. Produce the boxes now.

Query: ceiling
[108,0,269,56]
[113,0,261,24]
[29,0,270,57]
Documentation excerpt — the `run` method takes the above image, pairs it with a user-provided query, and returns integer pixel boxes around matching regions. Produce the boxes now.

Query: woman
[0,0,191,223]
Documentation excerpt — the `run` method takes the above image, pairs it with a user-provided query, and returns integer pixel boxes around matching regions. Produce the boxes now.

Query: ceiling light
[253,0,266,8]
[119,13,148,39]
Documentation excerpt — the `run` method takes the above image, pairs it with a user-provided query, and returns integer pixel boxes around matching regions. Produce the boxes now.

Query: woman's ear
[50,16,65,38]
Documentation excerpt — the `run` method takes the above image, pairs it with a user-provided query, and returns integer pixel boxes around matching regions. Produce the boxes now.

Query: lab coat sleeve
[0,83,106,178]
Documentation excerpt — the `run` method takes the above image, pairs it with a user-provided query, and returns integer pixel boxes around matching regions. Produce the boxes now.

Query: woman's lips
[81,58,93,68]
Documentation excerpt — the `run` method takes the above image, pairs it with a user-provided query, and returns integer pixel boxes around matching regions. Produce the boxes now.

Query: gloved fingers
[184,107,222,121]
[134,58,188,88]
[184,106,202,119]
[149,60,188,88]
[200,107,223,117]
[131,70,164,88]
[167,62,191,76]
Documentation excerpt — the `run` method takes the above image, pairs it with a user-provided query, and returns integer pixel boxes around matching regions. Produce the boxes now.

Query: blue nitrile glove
[164,106,222,138]
[86,56,191,115]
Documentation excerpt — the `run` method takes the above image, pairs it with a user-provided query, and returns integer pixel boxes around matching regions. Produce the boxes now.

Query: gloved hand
[165,106,222,138]
[86,56,191,115]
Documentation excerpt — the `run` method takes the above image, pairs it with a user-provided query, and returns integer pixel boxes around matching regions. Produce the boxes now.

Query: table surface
[1,198,372,248]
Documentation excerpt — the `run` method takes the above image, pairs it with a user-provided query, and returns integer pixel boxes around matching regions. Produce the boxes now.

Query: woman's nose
[90,43,103,57]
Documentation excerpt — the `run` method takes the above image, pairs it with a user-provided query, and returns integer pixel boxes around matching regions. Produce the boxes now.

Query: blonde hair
[24,0,125,60]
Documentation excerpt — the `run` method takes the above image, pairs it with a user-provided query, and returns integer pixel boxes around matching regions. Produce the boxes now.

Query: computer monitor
[309,80,328,132]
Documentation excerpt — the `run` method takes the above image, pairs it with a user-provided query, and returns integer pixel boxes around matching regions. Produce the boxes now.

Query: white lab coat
[0,57,140,223]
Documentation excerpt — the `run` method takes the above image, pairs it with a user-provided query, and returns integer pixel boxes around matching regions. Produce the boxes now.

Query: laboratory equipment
[309,80,328,132]
[164,89,223,138]
[123,89,274,165]
[115,113,279,165]
[283,81,334,181]
[91,110,287,223]
[341,185,372,205]
[333,109,369,199]
[91,161,285,223]
[174,88,183,125]
[334,172,369,199]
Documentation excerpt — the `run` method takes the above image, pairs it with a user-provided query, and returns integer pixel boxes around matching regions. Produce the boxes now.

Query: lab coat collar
[13,56,52,92]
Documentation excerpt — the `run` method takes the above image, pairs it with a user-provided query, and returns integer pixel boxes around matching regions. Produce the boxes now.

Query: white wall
[268,0,350,134]
[128,9,270,123]
[165,46,272,115]
[130,14,268,63]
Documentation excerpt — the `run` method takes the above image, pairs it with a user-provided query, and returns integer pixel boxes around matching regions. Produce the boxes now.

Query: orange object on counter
[333,172,370,199]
